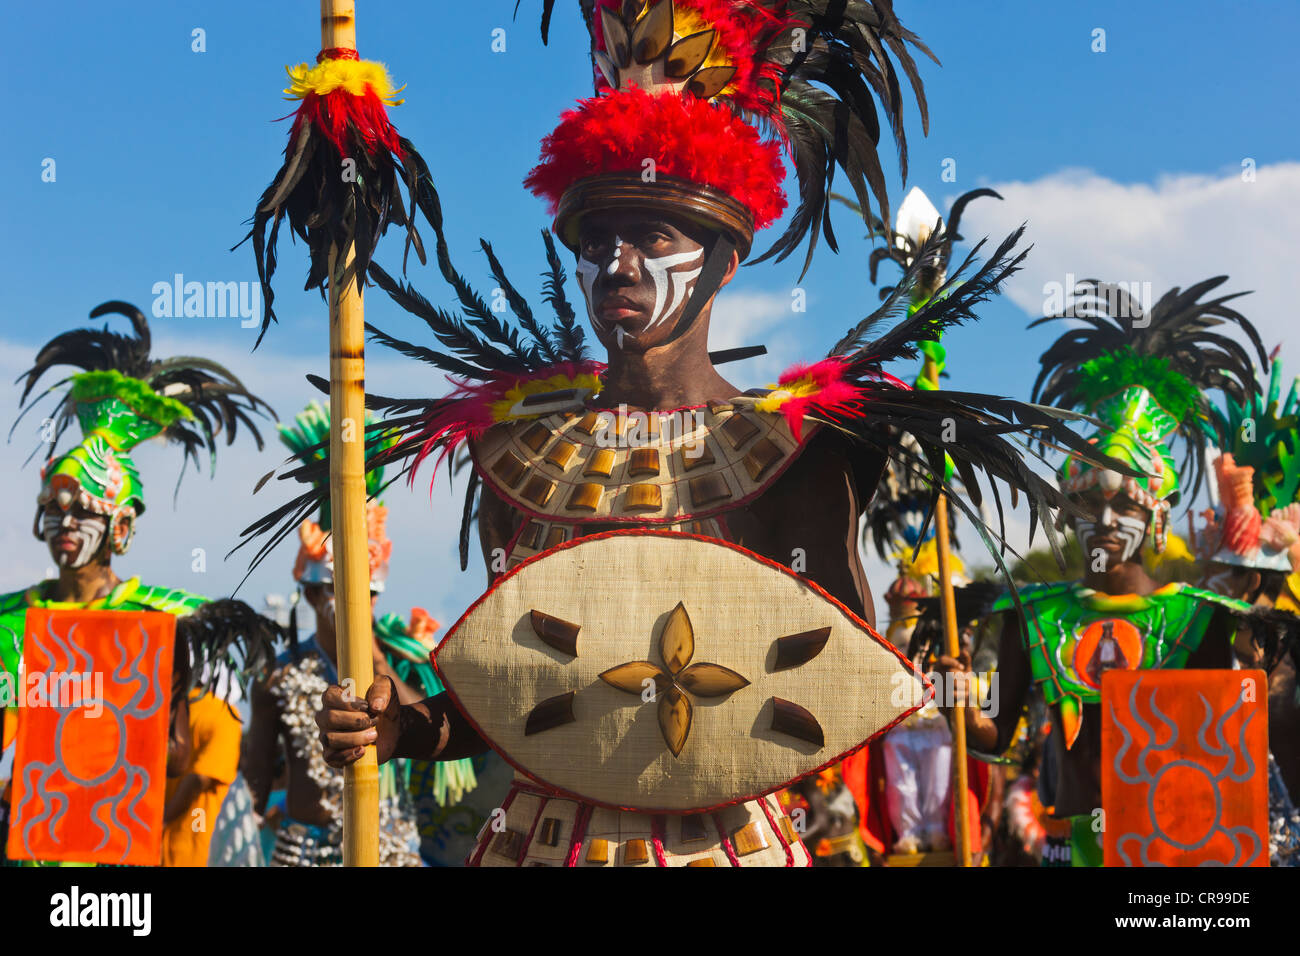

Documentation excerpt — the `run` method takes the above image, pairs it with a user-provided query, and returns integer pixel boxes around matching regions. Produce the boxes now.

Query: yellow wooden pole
[934,494,972,867]
[321,0,378,868]
[922,353,972,868]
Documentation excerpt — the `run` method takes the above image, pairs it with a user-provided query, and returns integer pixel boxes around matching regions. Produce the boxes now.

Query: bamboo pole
[321,0,379,868]
[920,349,972,868]
[934,494,972,867]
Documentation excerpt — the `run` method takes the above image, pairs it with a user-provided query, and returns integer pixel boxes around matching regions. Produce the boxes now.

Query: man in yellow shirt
[161,690,243,866]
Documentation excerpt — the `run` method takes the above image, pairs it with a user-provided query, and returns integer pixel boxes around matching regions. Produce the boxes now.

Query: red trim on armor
[651,815,668,868]
[759,796,796,867]
[712,813,742,867]
[518,795,550,867]
[433,528,927,815]
[565,802,593,868]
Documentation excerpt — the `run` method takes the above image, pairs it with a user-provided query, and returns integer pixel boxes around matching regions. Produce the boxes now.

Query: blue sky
[1,1,1297,628]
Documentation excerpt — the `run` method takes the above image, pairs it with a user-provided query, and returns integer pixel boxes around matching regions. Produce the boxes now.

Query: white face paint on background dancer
[43,507,108,569]
[1074,501,1147,563]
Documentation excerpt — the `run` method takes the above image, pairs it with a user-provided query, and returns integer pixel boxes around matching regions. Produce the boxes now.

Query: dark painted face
[1069,488,1152,565]
[574,209,715,353]
[41,499,110,569]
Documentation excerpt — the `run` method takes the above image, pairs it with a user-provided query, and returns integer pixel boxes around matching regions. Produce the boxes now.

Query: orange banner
[7,608,174,865]
[1102,669,1269,867]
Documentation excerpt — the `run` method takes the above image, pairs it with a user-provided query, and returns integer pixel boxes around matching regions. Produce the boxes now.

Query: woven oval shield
[435,530,925,812]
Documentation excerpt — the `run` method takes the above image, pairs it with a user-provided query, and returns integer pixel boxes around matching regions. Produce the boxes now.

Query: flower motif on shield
[599,602,749,757]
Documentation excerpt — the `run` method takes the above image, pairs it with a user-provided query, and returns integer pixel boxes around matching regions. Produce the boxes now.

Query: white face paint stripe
[641,248,705,331]
[575,255,603,331]
[1075,512,1148,563]
[606,237,624,276]
[43,510,107,569]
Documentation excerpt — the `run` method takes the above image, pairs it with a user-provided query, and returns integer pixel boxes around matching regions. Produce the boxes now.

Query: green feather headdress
[1032,277,1266,506]
[1212,348,1300,519]
[15,301,273,529]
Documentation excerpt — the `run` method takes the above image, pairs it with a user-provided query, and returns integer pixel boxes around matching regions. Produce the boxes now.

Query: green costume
[1019,276,1267,866]
[1,301,273,866]
[991,582,1250,751]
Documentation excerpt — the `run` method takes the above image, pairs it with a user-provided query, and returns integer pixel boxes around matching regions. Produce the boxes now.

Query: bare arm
[730,430,878,624]
[316,490,513,767]
[241,675,282,815]
[937,613,1031,754]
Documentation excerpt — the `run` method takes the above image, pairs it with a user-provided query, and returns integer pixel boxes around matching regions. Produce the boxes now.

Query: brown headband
[554,172,755,260]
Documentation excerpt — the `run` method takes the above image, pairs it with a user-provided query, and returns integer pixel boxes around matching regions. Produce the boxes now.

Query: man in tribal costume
[305,0,1123,867]
[939,277,1270,866]
[0,301,277,866]
[244,402,495,865]
[1196,350,1300,864]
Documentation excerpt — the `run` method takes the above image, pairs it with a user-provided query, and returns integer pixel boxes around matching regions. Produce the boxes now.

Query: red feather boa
[405,361,606,486]
[772,357,911,437]
[290,87,403,159]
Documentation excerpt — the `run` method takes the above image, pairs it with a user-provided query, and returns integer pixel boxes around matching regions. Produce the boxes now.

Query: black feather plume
[12,301,274,488]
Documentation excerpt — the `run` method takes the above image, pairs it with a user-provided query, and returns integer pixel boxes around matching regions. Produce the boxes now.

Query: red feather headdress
[526,0,937,275]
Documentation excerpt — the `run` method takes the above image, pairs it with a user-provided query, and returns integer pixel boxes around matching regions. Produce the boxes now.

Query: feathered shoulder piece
[782,226,1143,575]
[1030,276,1267,506]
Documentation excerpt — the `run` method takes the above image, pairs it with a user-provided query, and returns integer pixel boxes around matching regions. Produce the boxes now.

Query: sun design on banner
[1103,670,1268,867]
[7,609,174,866]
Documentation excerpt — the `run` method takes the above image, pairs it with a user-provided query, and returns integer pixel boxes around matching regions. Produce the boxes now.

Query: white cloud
[708,288,804,383]
[953,163,1300,366]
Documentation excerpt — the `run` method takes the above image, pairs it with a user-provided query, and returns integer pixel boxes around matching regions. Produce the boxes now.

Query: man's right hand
[316,675,401,767]
[932,650,980,709]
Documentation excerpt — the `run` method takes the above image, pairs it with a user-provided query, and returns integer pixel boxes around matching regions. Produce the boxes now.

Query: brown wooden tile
[707,401,734,415]
[490,828,524,862]
[543,525,569,550]
[772,626,832,671]
[770,697,825,747]
[679,440,715,471]
[524,691,576,736]
[778,816,798,844]
[680,814,708,843]
[688,473,731,508]
[720,412,760,450]
[583,447,616,478]
[623,483,663,512]
[585,839,609,865]
[538,817,562,847]
[491,451,528,488]
[623,839,649,865]
[732,821,769,856]
[521,473,556,508]
[743,437,783,481]
[519,421,553,454]
[544,440,578,471]
[530,610,580,657]
[628,447,660,477]
[566,482,602,512]
[687,858,716,867]
[518,520,544,552]
[574,411,602,435]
